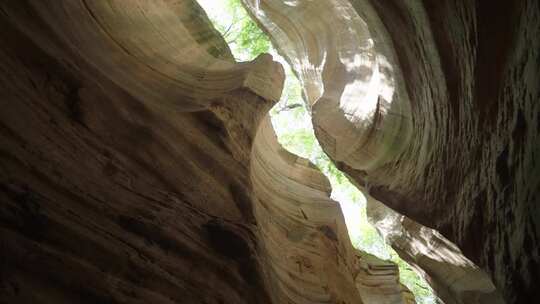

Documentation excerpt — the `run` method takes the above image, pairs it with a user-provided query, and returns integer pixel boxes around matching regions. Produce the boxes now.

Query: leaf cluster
[217,0,270,60]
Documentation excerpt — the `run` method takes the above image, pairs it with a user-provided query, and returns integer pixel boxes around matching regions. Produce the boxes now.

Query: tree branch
[276,103,303,113]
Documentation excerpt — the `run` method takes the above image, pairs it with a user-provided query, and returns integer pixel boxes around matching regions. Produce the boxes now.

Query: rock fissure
[1,1,538,304]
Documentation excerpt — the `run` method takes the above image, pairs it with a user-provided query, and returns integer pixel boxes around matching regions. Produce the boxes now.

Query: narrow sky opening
[196,1,435,303]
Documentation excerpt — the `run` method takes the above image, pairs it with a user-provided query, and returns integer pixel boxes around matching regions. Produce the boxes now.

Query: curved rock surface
[355,250,415,304]
[244,0,539,303]
[1,0,538,304]
[0,1,279,302]
[367,196,503,304]
[1,1,413,304]
[244,0,412,171]
[252,119,413,304]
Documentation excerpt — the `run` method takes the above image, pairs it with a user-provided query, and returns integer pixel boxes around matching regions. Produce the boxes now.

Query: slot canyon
[0,1,538,304]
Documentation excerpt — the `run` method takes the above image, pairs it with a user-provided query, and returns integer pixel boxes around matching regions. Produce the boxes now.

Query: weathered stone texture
[0,1,413,304]
[1,0,538,304]
[244,0,539,303]
[0,1,279,303]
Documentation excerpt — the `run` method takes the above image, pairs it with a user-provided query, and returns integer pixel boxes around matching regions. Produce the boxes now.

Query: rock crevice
[1,1,538,304]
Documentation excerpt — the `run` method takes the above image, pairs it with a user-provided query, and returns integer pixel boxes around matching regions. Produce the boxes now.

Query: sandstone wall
[243,1,539,303]
[0,1,413,303]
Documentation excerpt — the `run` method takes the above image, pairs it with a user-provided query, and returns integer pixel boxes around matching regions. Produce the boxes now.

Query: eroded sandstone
[1,1,414,303]
[1,0,538,304]
[243,0,539,303]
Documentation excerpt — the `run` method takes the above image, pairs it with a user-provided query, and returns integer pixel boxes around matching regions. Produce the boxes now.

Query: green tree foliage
[197,0,435,302]
[200,0,269,61]
[233,19,270,57]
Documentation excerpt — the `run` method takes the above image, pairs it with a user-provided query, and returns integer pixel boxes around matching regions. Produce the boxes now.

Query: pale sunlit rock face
[243,1,539,304]
[242,0,413,171]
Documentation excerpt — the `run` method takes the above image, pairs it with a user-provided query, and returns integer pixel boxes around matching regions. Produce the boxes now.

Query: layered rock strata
[252,119,413,304]
[368,196,503,304]
[243,0,539,303]
[1,1,414,303]
[355,250,416,304]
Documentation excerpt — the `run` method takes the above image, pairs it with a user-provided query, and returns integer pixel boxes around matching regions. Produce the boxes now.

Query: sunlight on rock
[196,1,436,302]
[3,1,530,303]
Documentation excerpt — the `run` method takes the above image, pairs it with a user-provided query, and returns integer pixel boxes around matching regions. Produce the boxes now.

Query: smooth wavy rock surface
[243,1,539,304]
[0,1,414,304]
